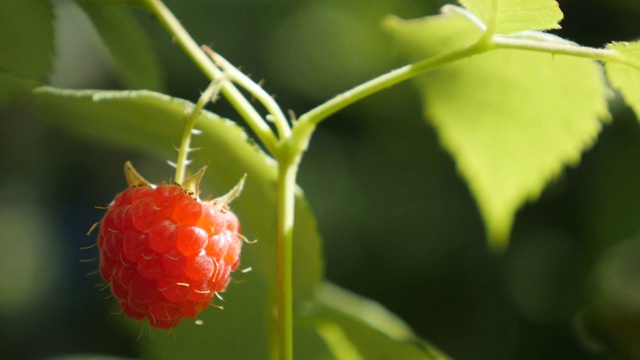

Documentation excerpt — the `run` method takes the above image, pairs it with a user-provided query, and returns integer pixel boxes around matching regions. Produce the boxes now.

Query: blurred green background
[2,0,640,359]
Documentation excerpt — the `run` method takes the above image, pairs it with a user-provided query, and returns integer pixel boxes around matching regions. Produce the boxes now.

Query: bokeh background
[2,0,640,359]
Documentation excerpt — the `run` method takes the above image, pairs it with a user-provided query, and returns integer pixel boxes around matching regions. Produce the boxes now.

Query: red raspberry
[97,162,244,329]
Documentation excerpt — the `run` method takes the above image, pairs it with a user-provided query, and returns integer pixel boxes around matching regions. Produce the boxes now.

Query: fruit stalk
[175,78,224,184]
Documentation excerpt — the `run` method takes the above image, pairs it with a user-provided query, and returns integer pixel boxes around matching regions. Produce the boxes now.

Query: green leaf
[459,0,563,34]
[0,71,38,107]
[296,283,449,360]
[32,87,438,359]
[0,0,54,104]
[605,41,640,122]
[75,1,164,90]
[32,87,322,358]
[385,11,610,249]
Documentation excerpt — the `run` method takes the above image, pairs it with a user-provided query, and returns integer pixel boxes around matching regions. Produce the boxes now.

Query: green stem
[296,41,485,129]
[202,46,292,139]
[276,151,299,360]
[477,0,498,44]
[140,0,279,155]
[490,35,640,70]
[174,78,224,184]
[297,32,639,130]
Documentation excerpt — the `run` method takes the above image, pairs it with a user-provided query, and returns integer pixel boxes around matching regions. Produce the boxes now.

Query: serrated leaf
[385,12,610,249]
[75,1,164,90]
[0,0,54,104]
[296,283,449,360]
[605,41,640,122]
[31,87,321,358]
[459,0,563,34]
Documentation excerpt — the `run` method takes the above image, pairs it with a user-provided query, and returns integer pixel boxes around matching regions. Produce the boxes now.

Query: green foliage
[75,1,164,90]
[32,87,314,358]
[32,87,323,299]
[2,0,640,358]
[0,0,54,79]
[605,41,640,122]
[385,9,610,248]
[0,0,54,105]
[459,0,562,34]
[0,71,38,107]
[32,87,437,359]
[297,283,449,360]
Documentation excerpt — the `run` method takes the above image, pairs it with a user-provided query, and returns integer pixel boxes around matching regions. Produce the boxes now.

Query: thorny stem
[202,44,298,360]
[174,78,225,184]
[295,41,485,131]
[140,2,294,359]
[202,46,292,139]
[140,0,279,156]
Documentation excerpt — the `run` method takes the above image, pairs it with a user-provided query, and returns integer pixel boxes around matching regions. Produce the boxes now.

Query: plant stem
[202,46,292,139]
[140,0,279,156]
[140,2,289,358]
[490,36,640,70]
[276,151,299,360]
[174,78,224,184]
[297,31,640,129]
[476,0,498,44]
[296,42,484,128]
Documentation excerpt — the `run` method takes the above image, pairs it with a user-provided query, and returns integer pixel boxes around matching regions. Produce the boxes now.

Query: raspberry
[97,162,245,329]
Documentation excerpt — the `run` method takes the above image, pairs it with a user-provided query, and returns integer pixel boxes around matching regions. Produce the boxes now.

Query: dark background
[1,0,640,359]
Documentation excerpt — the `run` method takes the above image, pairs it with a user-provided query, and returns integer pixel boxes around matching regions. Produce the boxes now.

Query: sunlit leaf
[605,41,640,122]
[32,87,322,358]
[0,0,53,104]
[459,0,563,34]
[75,1,164,90]
[296,283,449,360]
[385,11,610,249]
